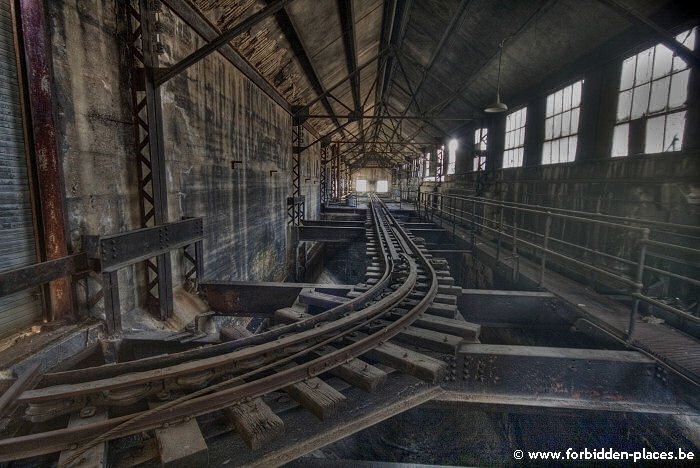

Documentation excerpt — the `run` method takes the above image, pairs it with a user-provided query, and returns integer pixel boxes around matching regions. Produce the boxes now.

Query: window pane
[542,141,551,164]
[617,89,632,120]
[563,85,572,110]
[546,94,554,116]
[568,135,577,162]
[571,108,580,133]
[612,124,629,157]
[631,83,650,119]
[554,90,563,114]
[356,179,367,191]
[676,28,696,49]
[561,110,571,136]
[653,44,673,79]
[572,80,582,107]
[664,111,685,152]
[649,77,670,113]
[553,113,562,138]
[620,56,635,90]
[519,127,525,146]
[645,115,665,154]
[669,69,689,109]
[635,47,653,85]
[545,117,553,140]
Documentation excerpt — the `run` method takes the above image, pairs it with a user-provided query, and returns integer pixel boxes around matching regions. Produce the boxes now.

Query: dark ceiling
[192,0,673,167]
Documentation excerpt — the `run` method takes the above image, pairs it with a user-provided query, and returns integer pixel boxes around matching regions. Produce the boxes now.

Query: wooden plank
[351,334,447,383]
[273,311,387,392]
[225,398,284,450]
[412,314,480,340]
[58,409,108,467]
[284,377,347,420]
[149,401,208,467]
[298,290,349,309]
[391,325,464,353]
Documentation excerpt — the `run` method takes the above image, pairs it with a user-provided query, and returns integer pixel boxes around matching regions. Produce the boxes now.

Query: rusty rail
[0,195,438,462]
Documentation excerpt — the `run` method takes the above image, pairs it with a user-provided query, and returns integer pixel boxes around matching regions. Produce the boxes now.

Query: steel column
[17,0,73,322]
[126,0,174,320]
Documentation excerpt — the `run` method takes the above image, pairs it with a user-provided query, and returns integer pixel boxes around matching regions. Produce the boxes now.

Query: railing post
[539,212,552,287]
[470,199,477,247]
[496,207,505,262]
[627,228,649,342]
[512,214,519,283]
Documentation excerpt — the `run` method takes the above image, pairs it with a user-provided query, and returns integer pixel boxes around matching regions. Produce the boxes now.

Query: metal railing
[413,191,700,340]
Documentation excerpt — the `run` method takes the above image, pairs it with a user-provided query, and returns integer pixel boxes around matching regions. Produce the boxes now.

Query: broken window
[503,108,527,168]
[355,179,367,192]
[473,128,487,171]
[447,139,458,175]
[376,180,388,193]
[612,27,695,157]
[543,80,583,164]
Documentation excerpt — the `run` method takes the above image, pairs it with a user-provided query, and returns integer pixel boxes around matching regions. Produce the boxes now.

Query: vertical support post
[627,228,649,342]
[290,123,304,225]
[511,217,519,283]
[102,271,122,335]
[496,207,504,262]
[194,240,204,283]
[127,0,173,320]
[539,212,552,287]
[17,0,74,321]
[320,145,328,207]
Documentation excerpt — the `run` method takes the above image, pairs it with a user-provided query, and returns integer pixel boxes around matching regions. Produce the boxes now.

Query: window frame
[503,107,527,169]
[542,79,584,165]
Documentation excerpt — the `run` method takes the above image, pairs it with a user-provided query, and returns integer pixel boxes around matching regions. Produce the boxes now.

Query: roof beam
[337,0,362,111]
[266,1,343,132]
[597,0,700,68]
[158,0,295,85]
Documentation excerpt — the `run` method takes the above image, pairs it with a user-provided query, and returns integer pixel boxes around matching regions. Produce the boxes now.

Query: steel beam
[452,343,680,406]
[337,0,361,112]
[84,218,204,273]
[267,1,343,133]
[17,0,74,321]
[161,0,291,112]
[201,282,355,317]
[297,226,365,242]
[157,0,295,84]
[0,254,88,298]
[597,0,700,69]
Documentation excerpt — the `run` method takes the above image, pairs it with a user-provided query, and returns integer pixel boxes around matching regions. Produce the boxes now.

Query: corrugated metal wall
[0,1,42,338]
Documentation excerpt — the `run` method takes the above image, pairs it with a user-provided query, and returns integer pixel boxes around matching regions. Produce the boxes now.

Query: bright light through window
[503,108,527,168]
[473,128,487,171]
[612,27,695,157]
[447,139,458,175]
[424,153,434,181]
[355,179,367,192]
[376,180,388,193]
[543,80,583,165]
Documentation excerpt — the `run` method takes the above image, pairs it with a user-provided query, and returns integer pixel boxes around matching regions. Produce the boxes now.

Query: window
[503,108,527,168]
[355,179,367,192]
[424,152,434,181]
[447,139,458,175]
[612,28,695,157]
[473,128,487,171]
[543,80,583,164]
[376,180,388,193]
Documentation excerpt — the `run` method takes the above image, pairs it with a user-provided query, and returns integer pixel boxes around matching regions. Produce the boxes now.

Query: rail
[0,196,439,462]
[412,191,700,339]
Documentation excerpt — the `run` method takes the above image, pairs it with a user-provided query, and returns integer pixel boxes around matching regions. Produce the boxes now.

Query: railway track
[0,195,471,465]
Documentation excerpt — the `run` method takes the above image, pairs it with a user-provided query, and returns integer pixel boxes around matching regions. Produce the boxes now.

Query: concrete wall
[47,1,319,318]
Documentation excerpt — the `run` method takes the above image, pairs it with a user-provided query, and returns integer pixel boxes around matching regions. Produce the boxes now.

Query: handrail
[415,191,700,333]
